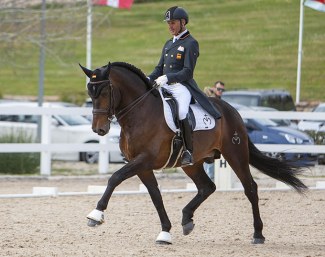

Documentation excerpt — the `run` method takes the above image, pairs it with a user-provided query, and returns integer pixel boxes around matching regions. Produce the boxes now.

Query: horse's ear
[104,62,111,76]
[79,63,92,78]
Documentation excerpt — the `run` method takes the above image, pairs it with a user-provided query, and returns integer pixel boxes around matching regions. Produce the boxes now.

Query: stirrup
[181,150,193,166]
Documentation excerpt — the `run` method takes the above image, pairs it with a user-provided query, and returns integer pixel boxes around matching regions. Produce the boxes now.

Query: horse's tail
[248,138,308,193]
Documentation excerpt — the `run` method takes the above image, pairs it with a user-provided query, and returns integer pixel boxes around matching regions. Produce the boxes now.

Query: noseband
[88,79,159,122]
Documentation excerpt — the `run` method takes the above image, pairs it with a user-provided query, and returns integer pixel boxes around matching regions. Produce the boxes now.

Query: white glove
[155,75,168,86]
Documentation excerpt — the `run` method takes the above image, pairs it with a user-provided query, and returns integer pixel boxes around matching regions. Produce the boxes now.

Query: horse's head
[79,63,113,136]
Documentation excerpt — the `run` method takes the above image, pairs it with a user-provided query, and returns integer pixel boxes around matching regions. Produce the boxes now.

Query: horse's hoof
[87,219,103,227]
[156,240,172,245]
[86,209,104,227]
[182,221,195,235]
[252,237,265,244]
[155,231,172,245]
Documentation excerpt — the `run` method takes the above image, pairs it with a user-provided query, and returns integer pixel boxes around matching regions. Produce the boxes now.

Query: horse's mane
[111,62,154,91]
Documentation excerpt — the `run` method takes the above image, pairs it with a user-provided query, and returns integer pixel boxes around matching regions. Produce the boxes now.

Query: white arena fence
[1,106,325,176]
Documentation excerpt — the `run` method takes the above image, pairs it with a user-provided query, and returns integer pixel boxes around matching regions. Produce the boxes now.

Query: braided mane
[111,62,153,91]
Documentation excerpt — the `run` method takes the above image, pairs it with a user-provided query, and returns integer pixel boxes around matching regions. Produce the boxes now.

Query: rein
[116,83,159,121]
[88,79,159,122]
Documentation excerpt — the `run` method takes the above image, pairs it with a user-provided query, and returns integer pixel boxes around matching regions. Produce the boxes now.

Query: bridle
[88,79,159,122]
[88,79,115,122]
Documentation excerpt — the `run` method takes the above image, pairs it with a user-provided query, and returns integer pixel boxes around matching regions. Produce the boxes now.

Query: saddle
[161,87,196,130]
[159,87,215,169]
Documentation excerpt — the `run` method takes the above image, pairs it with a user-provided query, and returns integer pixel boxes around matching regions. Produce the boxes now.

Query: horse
[79,61,307,245]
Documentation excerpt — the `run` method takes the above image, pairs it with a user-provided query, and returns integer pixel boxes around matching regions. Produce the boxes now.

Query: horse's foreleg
[138,171,172,244]
[181,164,216,235]
[87,160,146,227]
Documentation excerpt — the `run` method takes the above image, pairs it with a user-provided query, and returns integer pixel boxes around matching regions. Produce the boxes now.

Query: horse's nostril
[98,129,106,135]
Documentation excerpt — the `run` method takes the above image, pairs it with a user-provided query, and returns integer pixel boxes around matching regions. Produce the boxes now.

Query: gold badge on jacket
[176,53,182,60]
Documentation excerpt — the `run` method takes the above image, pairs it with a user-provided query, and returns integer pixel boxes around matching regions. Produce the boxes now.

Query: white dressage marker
[32,187,58,196]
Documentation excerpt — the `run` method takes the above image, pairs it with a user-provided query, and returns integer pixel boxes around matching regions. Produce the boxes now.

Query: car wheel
[318,154,325,165]
[80,141,99,163]
[264,152,286,161]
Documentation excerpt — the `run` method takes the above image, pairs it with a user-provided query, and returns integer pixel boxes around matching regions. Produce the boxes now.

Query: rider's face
[167,19,184,36]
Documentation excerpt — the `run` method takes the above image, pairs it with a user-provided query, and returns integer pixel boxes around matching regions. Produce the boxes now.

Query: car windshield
[314,106,325,112]
[58,115,91,126]
[254,118,278,127]
[222,95,259,106]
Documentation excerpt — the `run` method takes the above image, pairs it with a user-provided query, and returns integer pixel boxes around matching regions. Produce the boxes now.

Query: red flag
[304,0,325,12]
[93,0,134,9]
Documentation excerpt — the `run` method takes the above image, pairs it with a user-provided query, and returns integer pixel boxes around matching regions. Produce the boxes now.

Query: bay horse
[80,62,307,245]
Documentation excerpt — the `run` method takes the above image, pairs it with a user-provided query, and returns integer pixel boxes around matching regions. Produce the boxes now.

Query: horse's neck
[111,68,162,122]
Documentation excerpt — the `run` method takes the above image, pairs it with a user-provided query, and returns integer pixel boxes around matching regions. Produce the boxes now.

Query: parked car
[230,103,317,166]
[298,103,325,132]
[82,98,93,121]
[250,106,297,128]
[0,101,124,163]
[297,103,325,164]
[222,89,296,111]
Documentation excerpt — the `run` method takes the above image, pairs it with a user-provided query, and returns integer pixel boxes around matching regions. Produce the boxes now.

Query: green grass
[0,0,324,103]
[0,132,40,174]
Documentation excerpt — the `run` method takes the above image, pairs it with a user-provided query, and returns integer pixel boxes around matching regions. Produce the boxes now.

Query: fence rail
[1,106,325,175]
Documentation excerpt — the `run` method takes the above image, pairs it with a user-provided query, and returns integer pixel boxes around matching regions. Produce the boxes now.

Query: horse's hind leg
[226,155,265,244]
[137,171,172,244]
[181,163,216,235]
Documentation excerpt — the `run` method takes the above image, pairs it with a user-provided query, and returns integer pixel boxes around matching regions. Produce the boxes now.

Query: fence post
[40,114,52,175]
[214,155,235,190]
[98,135,109,174]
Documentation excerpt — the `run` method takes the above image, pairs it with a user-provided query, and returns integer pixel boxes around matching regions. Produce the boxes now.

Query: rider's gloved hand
[155,75,168,86]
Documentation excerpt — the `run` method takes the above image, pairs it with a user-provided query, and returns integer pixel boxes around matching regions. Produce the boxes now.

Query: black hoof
[156,240,172,245]
[87,219,102,227]
[183,221,195,235]
[252,237,265,244]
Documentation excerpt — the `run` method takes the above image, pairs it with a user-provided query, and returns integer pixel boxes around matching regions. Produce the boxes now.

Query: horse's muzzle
[93,128,107,136]
[92,124,110,136]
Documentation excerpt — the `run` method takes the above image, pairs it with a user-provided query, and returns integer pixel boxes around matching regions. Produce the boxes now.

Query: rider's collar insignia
[92,75,97,78]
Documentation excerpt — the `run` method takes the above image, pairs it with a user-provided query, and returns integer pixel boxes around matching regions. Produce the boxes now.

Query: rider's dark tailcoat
[148,31,221,119]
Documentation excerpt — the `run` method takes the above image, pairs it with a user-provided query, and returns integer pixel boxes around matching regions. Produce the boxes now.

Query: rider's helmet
[164,6,189,25]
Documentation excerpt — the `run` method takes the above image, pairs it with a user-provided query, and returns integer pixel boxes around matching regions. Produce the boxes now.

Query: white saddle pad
[159,88,215,133]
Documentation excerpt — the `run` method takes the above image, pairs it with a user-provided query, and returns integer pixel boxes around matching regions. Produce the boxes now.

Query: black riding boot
[180,118,193,166]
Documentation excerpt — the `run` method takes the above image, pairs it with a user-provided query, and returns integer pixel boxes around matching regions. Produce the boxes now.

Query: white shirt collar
[173,29,188,43]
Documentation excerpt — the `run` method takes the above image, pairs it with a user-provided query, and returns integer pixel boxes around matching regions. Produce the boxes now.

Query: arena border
[0,183,324,199]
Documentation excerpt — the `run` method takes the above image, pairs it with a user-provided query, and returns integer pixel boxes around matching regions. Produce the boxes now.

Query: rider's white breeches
[161,83,191,120]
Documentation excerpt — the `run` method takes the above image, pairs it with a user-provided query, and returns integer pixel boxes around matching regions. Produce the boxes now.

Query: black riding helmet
[164,6,189,24]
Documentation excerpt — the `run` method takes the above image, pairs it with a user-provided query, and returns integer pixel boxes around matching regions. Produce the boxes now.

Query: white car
[298,103,325,132]
[297,103,325,164]
[0,101,124,163]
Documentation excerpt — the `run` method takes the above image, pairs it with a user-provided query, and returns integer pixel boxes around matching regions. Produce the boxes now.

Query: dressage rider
[148,6,221,166]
